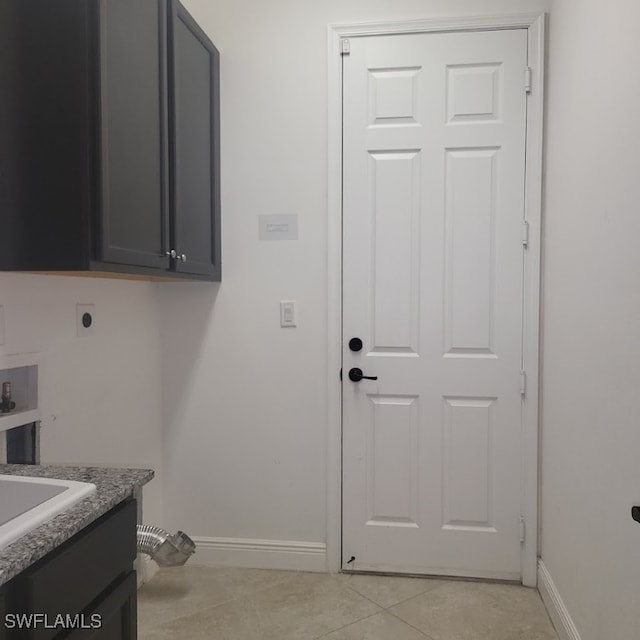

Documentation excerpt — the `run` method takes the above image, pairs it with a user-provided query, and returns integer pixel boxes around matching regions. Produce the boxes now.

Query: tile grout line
[338,576,391,609]
[314,608,435,640]
[341,575,451,610]
[138,593,238,632]
[379,581,459,640]
[313,611,382,639]
[382,579,452,609]
[386,582,558,640]
[381,581,452,609]
[336,579,439,640]
[311,577,386,636]
[473,582,560,640]
[384,607,437,640]
[138,570,297,632]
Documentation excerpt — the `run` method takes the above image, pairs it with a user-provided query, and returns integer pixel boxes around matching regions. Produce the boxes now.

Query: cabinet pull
[164,250,186,262]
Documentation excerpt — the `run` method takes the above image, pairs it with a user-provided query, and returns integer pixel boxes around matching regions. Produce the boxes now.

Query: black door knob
[348,367,378,382]
[348,337,363,352]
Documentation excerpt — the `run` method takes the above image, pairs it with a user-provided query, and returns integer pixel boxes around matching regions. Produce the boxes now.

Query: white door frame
[326,13,545,587]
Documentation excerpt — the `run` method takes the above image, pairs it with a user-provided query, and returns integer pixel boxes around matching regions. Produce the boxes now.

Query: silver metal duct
[137,524,196,567]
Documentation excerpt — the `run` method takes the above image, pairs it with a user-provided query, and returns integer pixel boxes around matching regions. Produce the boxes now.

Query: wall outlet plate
[76,304,95,338]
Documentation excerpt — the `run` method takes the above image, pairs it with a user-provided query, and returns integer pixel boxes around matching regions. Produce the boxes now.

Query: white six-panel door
[342,28,528,579]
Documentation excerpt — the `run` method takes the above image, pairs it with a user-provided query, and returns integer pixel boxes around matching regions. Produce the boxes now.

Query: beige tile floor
[137,566,559,640]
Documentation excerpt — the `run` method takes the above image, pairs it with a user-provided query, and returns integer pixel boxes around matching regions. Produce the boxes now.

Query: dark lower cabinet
[0,0,220,282]
[66,573,136,640]
[1,500,137,640]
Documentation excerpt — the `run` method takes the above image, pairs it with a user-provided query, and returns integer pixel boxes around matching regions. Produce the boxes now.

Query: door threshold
[340,568,522,586]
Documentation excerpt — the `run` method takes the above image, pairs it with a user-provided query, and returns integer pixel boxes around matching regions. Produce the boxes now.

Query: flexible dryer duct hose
[137,524,196,567]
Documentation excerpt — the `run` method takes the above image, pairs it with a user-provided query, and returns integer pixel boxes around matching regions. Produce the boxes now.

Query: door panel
[370,150,421,352]
[367,395,420,526]
[99,0,170,269]
[342,29,527,579]
[169,0,221,278]
[442,396,496,529]
[444,147,498,355]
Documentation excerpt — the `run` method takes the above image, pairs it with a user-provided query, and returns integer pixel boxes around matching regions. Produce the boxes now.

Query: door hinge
[522,220,530,248]
[520,370,527,397]
[519,516,526,543]
[524,67,532,94]
[340,39,351,55]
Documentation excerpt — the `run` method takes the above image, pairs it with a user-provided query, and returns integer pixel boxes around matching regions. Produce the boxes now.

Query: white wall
[160,0,550,557]
[541,0,640,637]
[0,274,164,526]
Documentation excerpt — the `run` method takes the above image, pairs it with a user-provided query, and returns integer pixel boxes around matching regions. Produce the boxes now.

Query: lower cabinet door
[66,572,137,640]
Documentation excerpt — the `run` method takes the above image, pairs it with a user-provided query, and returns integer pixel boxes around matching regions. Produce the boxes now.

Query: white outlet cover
[76,304,95,337]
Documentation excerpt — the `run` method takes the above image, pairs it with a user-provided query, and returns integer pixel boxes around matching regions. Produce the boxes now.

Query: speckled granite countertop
[0,464,154,586]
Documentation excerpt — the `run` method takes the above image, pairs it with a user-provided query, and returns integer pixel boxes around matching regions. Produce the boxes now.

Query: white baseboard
[538,560,582,640]
[190,536,327,572]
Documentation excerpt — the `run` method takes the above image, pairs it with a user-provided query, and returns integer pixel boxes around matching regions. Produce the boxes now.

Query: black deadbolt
[348,367,378,382]
[82,312,92,328]
[348,337,363,352]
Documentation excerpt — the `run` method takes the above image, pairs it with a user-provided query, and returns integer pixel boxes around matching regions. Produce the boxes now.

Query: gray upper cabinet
[99,0,170,271]
[0,0,221,281]
[169,0,221,279]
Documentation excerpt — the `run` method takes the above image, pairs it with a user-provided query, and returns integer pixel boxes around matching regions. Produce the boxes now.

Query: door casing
[326,13,545,587]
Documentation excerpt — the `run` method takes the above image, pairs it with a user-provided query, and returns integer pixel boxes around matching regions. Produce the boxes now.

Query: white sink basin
[0,475,97,551]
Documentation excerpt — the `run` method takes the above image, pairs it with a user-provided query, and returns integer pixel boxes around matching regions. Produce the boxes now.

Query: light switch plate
[280,301,296,327]
[76,304,95,337]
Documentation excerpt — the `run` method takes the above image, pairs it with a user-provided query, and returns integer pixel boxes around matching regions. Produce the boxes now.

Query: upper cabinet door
[98,0,170,269]
[168,0,221,280]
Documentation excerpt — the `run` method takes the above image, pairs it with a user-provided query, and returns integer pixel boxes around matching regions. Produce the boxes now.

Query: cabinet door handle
[164,250,186,262]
